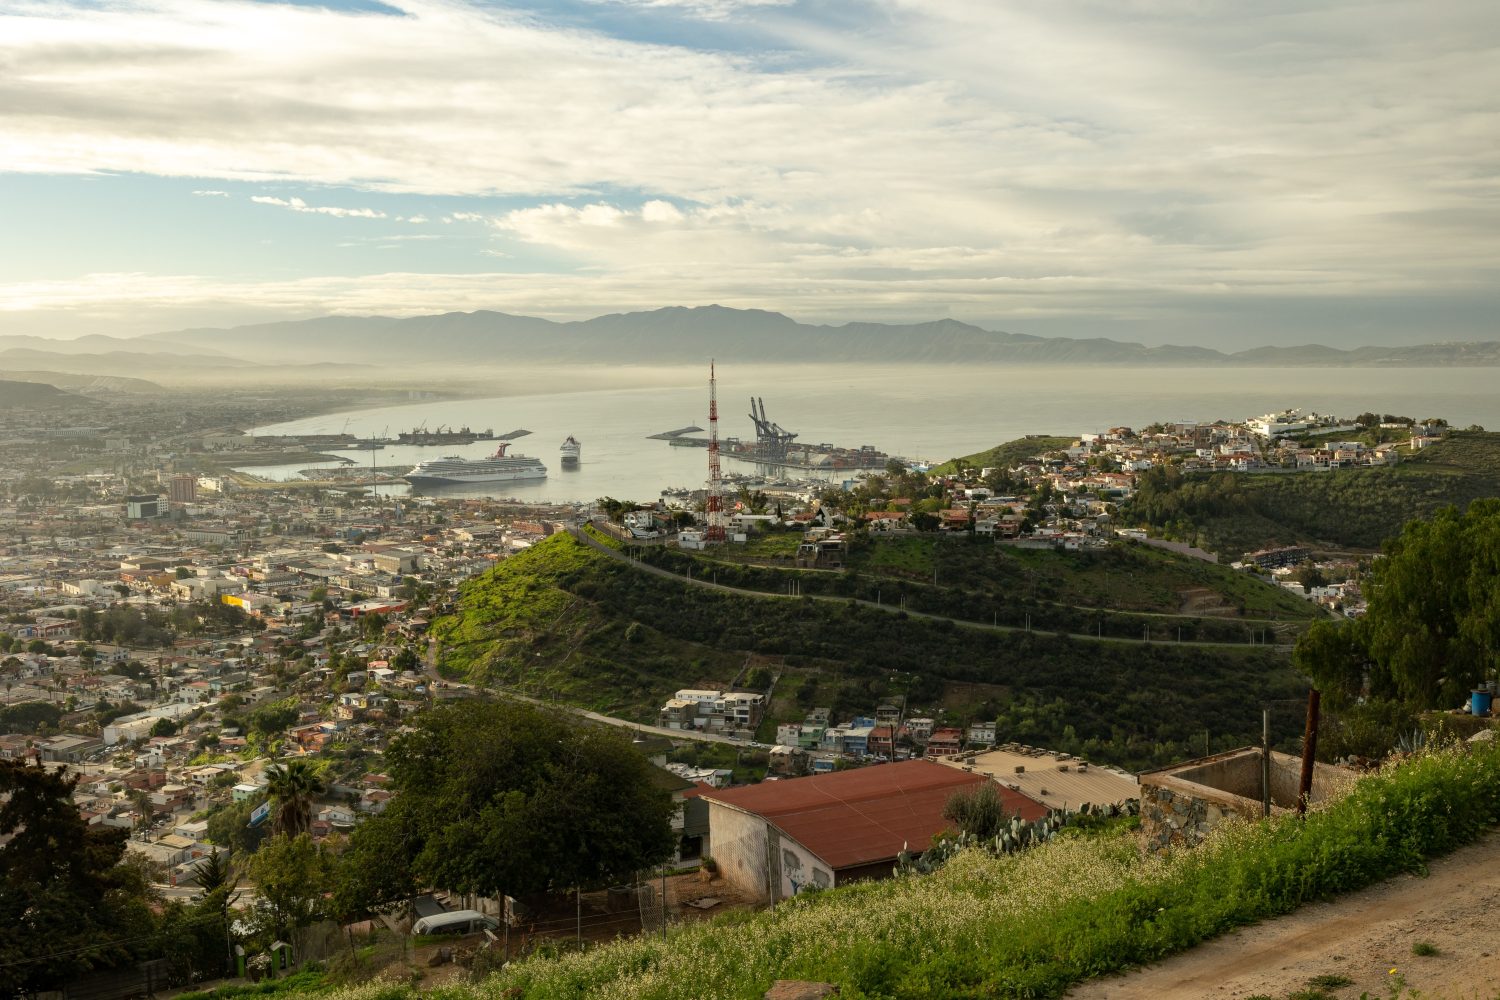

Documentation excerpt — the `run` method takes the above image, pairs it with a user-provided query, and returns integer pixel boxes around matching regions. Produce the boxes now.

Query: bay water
[247,364,1500,504]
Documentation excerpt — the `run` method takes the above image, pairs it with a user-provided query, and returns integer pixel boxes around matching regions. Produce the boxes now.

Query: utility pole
[1297,689,1321,816]
[1261,708,1271,818]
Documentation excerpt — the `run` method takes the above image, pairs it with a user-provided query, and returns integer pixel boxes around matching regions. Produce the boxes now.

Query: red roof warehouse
[701,759,1046,902]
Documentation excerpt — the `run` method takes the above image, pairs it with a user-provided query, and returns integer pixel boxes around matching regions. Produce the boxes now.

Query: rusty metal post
[1297,689,1320,816]
[1262,708,1271,818]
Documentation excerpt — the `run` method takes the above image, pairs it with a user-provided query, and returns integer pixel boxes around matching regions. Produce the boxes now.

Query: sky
[0,0,1496,347]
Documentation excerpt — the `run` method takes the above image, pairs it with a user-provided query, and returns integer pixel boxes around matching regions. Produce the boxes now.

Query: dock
[648,426,704,440]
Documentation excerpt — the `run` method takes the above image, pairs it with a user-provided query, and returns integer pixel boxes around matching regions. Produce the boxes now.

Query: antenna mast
[705,360,726,544]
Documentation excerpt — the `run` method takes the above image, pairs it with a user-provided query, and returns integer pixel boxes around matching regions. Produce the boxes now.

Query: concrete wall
[706,801,771,903]
[1139,748,1356,853]
[777,836,832,899]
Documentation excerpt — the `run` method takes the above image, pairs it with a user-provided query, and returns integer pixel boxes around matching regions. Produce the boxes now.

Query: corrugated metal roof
[704,759,1047,871]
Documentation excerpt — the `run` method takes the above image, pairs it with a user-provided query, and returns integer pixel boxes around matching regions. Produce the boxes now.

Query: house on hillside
[700,759,1046,903]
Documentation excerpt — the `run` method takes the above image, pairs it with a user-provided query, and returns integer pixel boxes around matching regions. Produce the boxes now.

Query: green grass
[277,742,1500,1000]
[1410,941,1439,957]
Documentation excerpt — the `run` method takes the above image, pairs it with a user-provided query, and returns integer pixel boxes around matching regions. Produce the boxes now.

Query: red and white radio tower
[704,360,727,543]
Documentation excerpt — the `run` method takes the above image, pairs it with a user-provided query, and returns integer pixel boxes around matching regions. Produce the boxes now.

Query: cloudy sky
[1,0,1496,346]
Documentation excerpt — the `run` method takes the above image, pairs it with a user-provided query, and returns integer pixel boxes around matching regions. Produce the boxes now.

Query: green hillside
[433,533,1307,769]
[688,532,1321,626]
[933,434,1076,474]
[1130,431,1500,555]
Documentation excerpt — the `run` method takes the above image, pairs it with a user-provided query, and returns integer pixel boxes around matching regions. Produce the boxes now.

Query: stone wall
[1138,747,1356,854]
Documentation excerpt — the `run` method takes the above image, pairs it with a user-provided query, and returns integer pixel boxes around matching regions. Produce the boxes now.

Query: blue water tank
[1471,690,1493,716]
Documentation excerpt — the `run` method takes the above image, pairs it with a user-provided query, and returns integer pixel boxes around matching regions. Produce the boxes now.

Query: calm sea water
[247,365,1500,504]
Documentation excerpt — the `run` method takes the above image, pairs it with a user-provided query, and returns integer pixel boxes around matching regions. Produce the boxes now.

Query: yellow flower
[1389,968,1398,974]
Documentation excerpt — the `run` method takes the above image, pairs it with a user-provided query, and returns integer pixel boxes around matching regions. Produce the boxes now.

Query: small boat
[560,435,581,467]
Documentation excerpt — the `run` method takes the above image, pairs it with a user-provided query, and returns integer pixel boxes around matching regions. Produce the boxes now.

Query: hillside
[0,378,77,407]
[432,533,1306,770]
[933,434,1077,474]
[638,533,1322,642]
[1129,431,1500,555]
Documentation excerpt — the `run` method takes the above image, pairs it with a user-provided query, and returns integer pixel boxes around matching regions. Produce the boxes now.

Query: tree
[150,717,179,738]
[265,760,325,839]
[130,788,156,830]
[1293,500,1500,708]
[942,781,1011,841]
[246,834,332,949]
[206,796,269,856]
[0,760,159,994]
[339,701,675,912]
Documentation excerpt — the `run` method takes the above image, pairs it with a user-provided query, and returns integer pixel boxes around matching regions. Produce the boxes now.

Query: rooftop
[941,745,1139,813]
[704,759,1045,870]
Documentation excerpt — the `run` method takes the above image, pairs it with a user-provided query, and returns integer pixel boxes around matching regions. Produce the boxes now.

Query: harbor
[651,395,894,472]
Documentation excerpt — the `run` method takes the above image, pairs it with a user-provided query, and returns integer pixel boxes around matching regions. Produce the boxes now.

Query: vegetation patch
[298,742,1500,1000]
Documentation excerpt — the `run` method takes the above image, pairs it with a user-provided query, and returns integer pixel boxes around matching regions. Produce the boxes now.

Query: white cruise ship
[403,443,547,487]
[560,435,581,467]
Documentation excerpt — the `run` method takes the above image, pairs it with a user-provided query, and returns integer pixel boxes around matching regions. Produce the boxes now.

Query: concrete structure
[124,494,163,519]
[168,474,197,504]
[941,744,1139,814]
[1138,747,1357,852]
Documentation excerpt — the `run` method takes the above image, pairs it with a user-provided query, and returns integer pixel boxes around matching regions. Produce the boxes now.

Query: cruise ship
[560,435,581,467]
[403,443,547,487]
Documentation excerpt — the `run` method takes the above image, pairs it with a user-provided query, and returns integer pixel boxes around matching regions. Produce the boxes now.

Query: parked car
[410,910,499,936]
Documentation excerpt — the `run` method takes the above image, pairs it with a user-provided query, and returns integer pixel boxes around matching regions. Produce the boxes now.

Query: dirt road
[1068,831,1500,1000]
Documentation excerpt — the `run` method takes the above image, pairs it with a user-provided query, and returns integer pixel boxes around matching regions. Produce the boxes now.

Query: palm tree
[265,760,326,839]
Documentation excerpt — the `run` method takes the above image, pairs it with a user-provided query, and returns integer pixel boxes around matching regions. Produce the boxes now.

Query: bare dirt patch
[1067,830,1500,1000]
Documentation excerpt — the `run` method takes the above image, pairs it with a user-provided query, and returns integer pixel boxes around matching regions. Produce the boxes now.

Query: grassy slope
[933,435,1076,474]
[641,534,1319,646]
[433,534,1307,769]
[844,536,1319,620]
[1154,431,1500,555]
[303,744,1500,1000]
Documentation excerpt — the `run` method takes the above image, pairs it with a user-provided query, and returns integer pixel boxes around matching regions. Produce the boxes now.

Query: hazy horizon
[3,1,1497,348]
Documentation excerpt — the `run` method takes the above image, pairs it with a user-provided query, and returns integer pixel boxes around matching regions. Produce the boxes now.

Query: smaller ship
[560,435,581,468]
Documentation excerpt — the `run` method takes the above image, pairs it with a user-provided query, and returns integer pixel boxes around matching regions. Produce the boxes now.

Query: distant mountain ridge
[15,306,1500,367]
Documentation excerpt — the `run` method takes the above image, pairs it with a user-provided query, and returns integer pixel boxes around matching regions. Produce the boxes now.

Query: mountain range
[7,306,1500,370]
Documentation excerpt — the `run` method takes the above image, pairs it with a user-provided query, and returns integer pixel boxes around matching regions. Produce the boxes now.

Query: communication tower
[705,361,727,543]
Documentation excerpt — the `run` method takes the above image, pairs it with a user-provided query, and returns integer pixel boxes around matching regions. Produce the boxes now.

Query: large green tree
[246,834,333,948]
[0,760,159,995]
[1294,499,1500,708]
[339,700,675,911]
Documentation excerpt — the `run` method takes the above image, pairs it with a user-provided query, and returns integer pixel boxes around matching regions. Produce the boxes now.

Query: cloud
[191,189,230,197]
[2,0,1497,343]
[588,0,795,21]
[250,196,386,219]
